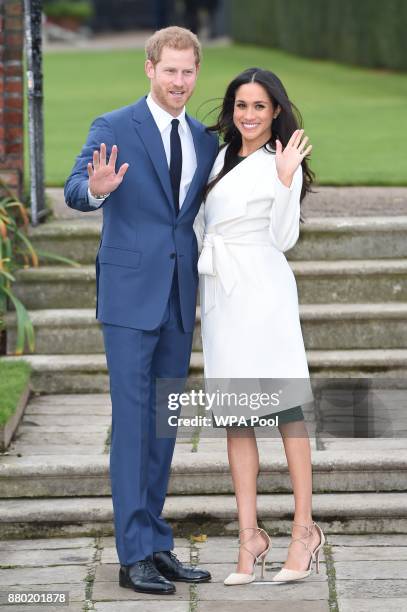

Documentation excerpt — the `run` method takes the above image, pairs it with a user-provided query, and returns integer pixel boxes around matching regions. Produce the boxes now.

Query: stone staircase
[1,190,407,538]
[1,390,407,539]
[5,214,407,390]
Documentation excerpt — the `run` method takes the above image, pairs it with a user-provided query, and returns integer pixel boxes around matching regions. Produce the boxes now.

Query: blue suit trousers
[102,271,193,564]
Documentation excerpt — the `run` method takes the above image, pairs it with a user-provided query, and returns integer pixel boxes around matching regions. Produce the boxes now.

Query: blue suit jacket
[64,96,218,332]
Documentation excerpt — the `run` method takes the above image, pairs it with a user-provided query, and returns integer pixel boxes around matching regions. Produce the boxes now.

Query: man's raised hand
[87,143,129,197]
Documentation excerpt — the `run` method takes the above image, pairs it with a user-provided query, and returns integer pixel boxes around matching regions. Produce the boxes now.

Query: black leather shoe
[153,550,211,583]
[119,559,176,594]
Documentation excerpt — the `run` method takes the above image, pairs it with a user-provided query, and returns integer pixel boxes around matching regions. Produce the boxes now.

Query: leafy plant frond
[15,231,39,267]
[0,183,39,354]
[1,179,80,354]
[2,285,35,354]
[0,267,15,282]
[36,249,81,267]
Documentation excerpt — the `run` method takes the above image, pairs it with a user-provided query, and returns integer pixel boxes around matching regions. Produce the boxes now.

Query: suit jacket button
[170,253,176,259]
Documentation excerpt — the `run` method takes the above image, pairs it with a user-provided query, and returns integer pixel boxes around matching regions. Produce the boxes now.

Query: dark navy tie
[170,118,182,215]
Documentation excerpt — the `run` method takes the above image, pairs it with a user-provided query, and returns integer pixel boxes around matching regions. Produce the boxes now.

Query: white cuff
[87,186,108,207]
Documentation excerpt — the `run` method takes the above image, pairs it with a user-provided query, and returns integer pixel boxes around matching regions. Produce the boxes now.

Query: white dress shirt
[88,93,197,208]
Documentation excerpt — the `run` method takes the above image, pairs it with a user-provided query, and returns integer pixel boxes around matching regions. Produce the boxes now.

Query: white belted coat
[195,144,310,390]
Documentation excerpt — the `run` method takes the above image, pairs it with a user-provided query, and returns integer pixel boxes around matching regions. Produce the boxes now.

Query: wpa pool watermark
[155,377,314,438]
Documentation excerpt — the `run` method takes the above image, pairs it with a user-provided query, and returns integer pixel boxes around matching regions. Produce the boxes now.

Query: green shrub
[43,0,93,22]
[231,0,407,71]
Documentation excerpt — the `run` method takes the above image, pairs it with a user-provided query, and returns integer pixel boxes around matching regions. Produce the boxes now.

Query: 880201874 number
[3,591,69,605]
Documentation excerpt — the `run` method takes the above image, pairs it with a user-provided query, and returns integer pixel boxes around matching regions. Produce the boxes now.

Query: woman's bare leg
[279,420,320,569]
[226,428,269,573]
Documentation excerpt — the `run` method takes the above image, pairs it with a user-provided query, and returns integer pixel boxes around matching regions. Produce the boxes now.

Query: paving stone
[13,436,108,449]
[336,579,407,598]
[12,432,106,444]
[26,404,111,415]
[197,602,329,612]
[197,548,248,564]
[332,546,407,561]
[196,580,329,600]
[173,445,196,455]
[17,424,108,433]
[327,534,407,546]
[193,537,238,549]
[338,598,407,611]
[94,603,189,612]
[1,547,94,567]
[31,394,110,405]
[335,560,406,580]
[92,580,189,601]
[19,415,110,426]
[0,456,107,468]
[0,565,87,586]
[5,445,106,455]
[0,537,94,551]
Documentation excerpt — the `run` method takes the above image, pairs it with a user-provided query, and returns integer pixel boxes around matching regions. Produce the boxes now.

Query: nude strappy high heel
[272,521,325,583]
[224,527,271,586]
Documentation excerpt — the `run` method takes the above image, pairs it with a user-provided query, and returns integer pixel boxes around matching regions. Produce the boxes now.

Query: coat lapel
[132,98,174,213]
[204,146,270,228]
[177,116,208,220]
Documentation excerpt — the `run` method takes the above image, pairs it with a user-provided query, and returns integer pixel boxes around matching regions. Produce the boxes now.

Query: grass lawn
[0,361,31,426]
[40,44,407,186]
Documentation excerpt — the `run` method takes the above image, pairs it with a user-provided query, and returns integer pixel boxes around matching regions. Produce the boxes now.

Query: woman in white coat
[196,68,325,585]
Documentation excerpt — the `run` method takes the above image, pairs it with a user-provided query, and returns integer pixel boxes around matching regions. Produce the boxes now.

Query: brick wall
[0,0,24,197]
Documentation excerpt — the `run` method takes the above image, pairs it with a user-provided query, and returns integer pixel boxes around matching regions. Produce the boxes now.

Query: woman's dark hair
[205,67,315,203]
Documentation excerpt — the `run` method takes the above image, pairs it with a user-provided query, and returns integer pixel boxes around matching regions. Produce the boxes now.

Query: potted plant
[43,0,94,32]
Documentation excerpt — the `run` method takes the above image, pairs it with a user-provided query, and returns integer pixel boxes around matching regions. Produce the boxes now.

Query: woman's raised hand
[275,129,312,187]
[87,143,129,197]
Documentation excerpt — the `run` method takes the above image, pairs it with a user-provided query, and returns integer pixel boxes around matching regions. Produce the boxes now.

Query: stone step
[13,259,407,309]
[14,266,96,309]
[0,492,405,539]
[30,219,101,266]
[2,349,407,393]
[1,450,406,498]
[294,259,407,304]
[290,216,407,260]
[6,303,407,354]
[29,216,407,264]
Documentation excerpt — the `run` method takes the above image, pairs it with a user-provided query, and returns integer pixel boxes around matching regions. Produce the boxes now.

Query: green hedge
[231,0,407,71]
[43,0,93,21]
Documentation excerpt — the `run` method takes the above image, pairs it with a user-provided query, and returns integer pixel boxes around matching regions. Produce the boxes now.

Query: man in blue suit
[65,27,218,595]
